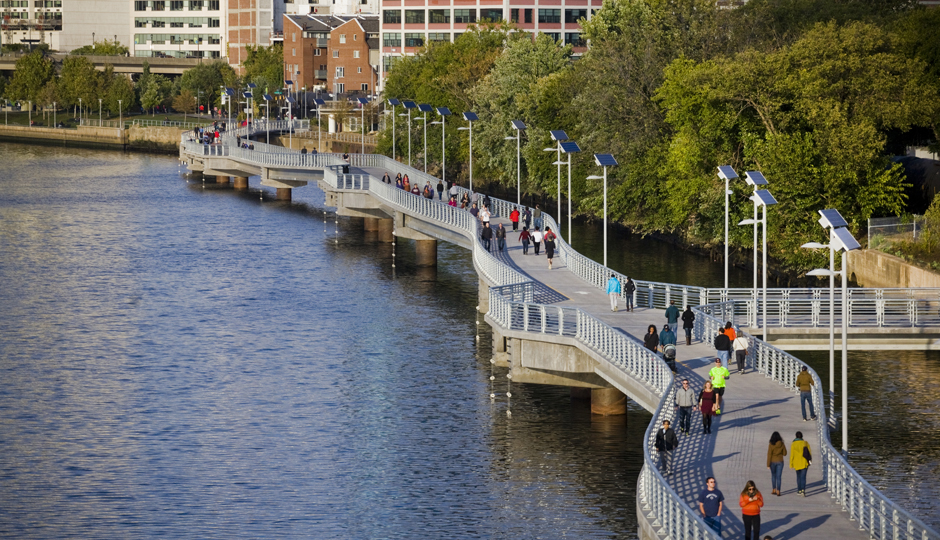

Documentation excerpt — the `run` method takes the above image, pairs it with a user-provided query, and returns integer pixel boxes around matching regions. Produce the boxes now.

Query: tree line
[378,0,940,274]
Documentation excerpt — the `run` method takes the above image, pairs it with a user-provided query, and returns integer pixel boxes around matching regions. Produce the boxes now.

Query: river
[0,142,936,538]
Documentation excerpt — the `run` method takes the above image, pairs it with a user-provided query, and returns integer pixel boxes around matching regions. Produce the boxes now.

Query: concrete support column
[415,239,437,267]
[377,218,394,243]
[364,217,379,231]
[276,188,292,201]
[216,175,230,184]
[591,387,627,416]
[478,278,490,313]
[233,176,249,189]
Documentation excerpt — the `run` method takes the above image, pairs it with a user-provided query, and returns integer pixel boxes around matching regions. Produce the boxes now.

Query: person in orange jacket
[739,480,764,540]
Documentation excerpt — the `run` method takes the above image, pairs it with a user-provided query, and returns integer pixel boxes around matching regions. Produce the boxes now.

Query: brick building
[283,14,379,96]
[229,0,285,67]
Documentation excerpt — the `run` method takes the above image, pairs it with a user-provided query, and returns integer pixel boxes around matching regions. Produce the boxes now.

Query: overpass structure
[180,124,940,540]
[0,53,208,76]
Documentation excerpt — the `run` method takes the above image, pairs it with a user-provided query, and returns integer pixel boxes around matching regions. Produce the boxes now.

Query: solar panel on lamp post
[387,98,400,161]
[717,166,739,290]
[357,97,369,154]
[504,120,525,205]
[458,112,478,195]
[738,188,777,343]
[745,171,769,312]
[560,140,581,246]
[247,83,257,126]
[418,103,432,173]
[286,96,296,147]
[588,153,618,268]
[543,130,568,236]
[401,101,416,166]
[262,94,273,144]
[436,107,451,188]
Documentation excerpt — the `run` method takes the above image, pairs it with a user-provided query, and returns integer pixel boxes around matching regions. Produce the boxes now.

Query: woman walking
[739,480,764,540]
[643,324,659,352]
[681,306,695,345]
[789,431,811,496]
[544,229,556,269]
[767,431,787,496]
[698,381,718,434]
[531,227,542,255]
[519,227,531,255]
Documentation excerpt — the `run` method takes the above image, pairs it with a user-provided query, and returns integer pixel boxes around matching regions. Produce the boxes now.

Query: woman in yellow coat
[789,431,811,496]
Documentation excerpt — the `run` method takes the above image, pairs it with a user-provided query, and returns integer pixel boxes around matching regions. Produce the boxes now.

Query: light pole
[98,98,102,125]
[738,189,777,342]
[118,99,122,129]
[588,154,618,268]
[505,120,525,205]
[314,98,325,153]
[717,165,739,289]
[357,97,369,154]
[246,82,257,125]
[544,130,568,235]
[262,93,273,144]
[459,111,478,195]
[242,91,253,129]
[417,103,432,172]
[302,86,307,119]
[79,97,82,124]
[224,87,234,130]
[387,98,400,161]
[560,140,580,245]
[745,171,769,324]
[435,107,451,188]
[28,100,31,127]
[286,96,296,147]
[803,209,861,453]
[401,100,416,166]
[53,101,56,127]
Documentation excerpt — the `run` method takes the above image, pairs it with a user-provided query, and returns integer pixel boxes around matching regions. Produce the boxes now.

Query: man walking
[496,223,507,251]
[796,366,817,421]
[665,300,680,330]
[655,420,679,475]
[607,274,622,312]
[709,358,730,414]
[481,224,493,251]
[509,207,520,231]
[697,477,725,534]
[533,204,543,229]
[714,330,732,370]
[449,182,459,200]
[436,179,444,201]
[675,379,695,435]
[625,277,636,312]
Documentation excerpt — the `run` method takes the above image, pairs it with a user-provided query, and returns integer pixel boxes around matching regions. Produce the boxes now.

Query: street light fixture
[738,188,777,342]
[417,103,432,172]
[387,98,400,161]
[459,111,478,195]
[505,120,525,205]
[314,98,325,153]
[224,87,235,130]
[588,153,618,268]
[286,96,296,148]
[246,82,257,125]
[400,100,416,166]
[544,130,568,235]
[745,171,769,307]
[802,209,861,454]
[262,94,273,144]
[717,165,739,289]
[559,140,580,245]
[435,107,451,187]
[98,98,102,125]
[357,97,369,154]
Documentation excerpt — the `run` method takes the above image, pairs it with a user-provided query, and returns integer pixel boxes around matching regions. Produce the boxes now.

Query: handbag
[802,445,812,466]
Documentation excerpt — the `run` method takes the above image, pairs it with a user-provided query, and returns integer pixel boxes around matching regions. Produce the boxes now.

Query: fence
[868,216,926,246]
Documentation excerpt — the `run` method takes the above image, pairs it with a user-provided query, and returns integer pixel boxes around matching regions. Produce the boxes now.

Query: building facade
[285,0,379,17]
[228,0,285,67]
[284,13,378,96]
[131,0,227,58]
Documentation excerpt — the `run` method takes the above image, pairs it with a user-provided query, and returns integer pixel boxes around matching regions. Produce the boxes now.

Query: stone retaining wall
[847,249,940,288]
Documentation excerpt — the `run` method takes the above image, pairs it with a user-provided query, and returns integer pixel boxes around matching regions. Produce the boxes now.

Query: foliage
[173,89,197,116]
[105,75,135,114]
[58,56,99,108]
[178,61,238,111]
[878,198,940,271]
[6,50,55,102]
[70,39,130,56]
[242,44,284,93]
[140,74,173,115]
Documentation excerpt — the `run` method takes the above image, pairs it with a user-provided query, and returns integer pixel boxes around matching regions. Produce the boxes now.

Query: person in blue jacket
[607,274,622,312]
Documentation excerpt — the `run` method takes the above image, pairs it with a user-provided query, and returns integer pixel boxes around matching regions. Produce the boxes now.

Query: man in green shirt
[709,358,730,413]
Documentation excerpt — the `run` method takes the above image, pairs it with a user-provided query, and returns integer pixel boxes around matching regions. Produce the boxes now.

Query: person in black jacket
[644,324,659,351]
[481,224,493,251]
[682,306,695,345]
[625,277,636,311]
[655,419,679,475]
[714,331,732,370]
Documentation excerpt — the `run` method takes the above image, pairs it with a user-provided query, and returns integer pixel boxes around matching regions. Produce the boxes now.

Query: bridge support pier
[216,175,230,184]
[233,176,249,190]
[591,387,627,416]
[415,239,437,267]
[479,279,489,313]
[364,217,379,232]
[276,188,292,201]
[377,218,394,243]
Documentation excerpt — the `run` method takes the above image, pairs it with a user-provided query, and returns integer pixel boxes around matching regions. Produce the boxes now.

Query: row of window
[383,31,583,48]
[0,1,29,7]
[134,17,220,28]
[291,46,361,59]
[134,1,220,11]
[133,33,221,44]
[383,8,588,25]
[134,50,221,58]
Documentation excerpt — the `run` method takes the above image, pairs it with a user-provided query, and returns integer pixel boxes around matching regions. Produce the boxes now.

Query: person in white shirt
[531,228,543,255]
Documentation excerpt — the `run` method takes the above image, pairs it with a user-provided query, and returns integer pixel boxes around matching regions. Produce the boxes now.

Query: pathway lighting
[387,98,400,161]
[417,103,432,173]
[262,94,273,144]
[314,98,325,152]
[738,188,776,343]
[357,97,369,154]
[588,153,618,268]
[560,140,580,245]
[458,112,478,194]
[432,107,451,186]
[99,98,102,125]
[505,120,525,205]
[401,100,416,166]
[286,96,296,147]
[544,130,568,235]
[717,165,739,289]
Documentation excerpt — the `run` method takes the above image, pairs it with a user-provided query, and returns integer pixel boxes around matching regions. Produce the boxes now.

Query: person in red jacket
[509,207,520,231]
[739,480,764,540]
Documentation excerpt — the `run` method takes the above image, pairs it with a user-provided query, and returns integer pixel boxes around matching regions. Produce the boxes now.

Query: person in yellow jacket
[789,431,812,496]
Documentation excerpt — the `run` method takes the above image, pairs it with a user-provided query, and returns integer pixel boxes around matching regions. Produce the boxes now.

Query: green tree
[179,61,238,111]
[6,50,55,102]
[140,74,172,115]
[173,89,197,118]
[58,55,99,109]
[105,75,135,115]
[70,39,130,56]
[242,44,284,92]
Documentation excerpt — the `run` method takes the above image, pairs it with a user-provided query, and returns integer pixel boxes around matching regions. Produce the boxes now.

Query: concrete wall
[847,249,940,288]
[0,124,187,154]
[127,125,188,152]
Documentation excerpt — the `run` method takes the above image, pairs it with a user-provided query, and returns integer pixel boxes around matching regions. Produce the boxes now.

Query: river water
[0,143,936,538]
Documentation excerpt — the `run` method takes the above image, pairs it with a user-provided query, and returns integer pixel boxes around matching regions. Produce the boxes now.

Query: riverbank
[0,123,188,154]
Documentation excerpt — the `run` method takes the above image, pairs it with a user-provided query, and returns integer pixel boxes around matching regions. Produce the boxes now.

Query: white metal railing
[694,302,939,540]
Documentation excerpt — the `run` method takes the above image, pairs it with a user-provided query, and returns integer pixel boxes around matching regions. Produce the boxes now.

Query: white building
[131,0,227,59]
[284,0,378,17]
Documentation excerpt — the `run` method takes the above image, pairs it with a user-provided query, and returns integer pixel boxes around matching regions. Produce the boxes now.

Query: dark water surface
[0,143,936,538]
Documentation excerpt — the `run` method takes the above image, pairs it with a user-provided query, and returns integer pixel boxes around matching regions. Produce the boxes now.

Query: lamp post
[98,98,102,125]
[387,98,400,161]
[435,107,451,188]
[459,111,478,195]
[717,166,739,289]
[416,103,431,172]
[745,171,770,324]
[53,101,56,127]
[401,100,416,166]
[224,87,234,130]
[357,97,369,154]
[286,96,295,147]
[314,98,325,153]
[28,100,31,127]
[79,97,82,124]
[544,130,568,236]
[262,93,273,143]
[118,99,122,129]
[505,120,525,205]
[588,154,618,268]
[302,86,307,119]
[246,82,257,126]
[560,140,580,245]
[738,189,777,341]
[803,209,861,453]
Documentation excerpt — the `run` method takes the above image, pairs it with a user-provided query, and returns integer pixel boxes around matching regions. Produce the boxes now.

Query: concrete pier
[377,218,394,243]
[276,188,292,201]
[415,239,437,267]
[233,176,249,190]
[216,175,230,184]
[591,387,627,415]
[364,217,379,232]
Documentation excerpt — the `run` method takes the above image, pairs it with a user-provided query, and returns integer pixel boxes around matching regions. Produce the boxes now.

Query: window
[314,48,321,56]
[453,9,475,23]
[189,0,203,9]
[543,32,560,42]
[383,32,401,47]
[510,8,518,23]
[564,32,584,46]
[429,9,449,23]
[208,0,218,10]
[335,83,344,94]
[170,0,183,10]
[152,20,165,27]
[565,9,587,24]
[480,9,502,21]
[362,83,368,92]
[353,50,359,58]
[538,9,560,23]
[152,0,165,10]
[428,33,448,43]
[208,17,219,27]
[170,21,183,27]
[524,9,532,23]
[135,19,147,27]
[292,32,296,42]
[404,33,424,47]
[339,33,346,43]
[292,47,296,56]
[335,66,344,78]
[353,34,357,41]
[357,67,362,73]
[404,10,424,24]
[383,9,401,24]
[135,1,147,10]
[332,50,338,57]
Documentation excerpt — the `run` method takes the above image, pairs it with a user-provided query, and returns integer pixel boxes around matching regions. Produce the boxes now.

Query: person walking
[739,480,764,540]
[796,366,817,421]
[607,274,622,312]
[733,333,749,373]
[643,324,659,352]
[681,305,695,345]
[544,229,556,269]
[723,321,737,342]
[496,223,507,251]
[481,224,493,251]
[509,207,520,231]
[449,182,459,200]
[789,431,811,496]
[655,420,679,476]
[523,207,532,229]
[697,477,725,535]
[714,330,732,370]
[480,205,491,227]
[533,204,543,229]
[698,381,718,434]
[532,227,542,255]
[382,172,391,184]
[625,277,636,312]
[436,179,444,201]
[767,431,787,496]
[519,226,531,254]
[709,358,730,414]
[675,379,695,435]
[665,300,680,330]
[469,203,479,218]
[660,324,677,350]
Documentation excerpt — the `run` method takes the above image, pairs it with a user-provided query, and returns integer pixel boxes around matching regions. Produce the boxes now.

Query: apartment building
[283,13,379,95]
[228,0,285,66]
[131,0,226,58]
[1,0,67,50]
[285,0,380,17]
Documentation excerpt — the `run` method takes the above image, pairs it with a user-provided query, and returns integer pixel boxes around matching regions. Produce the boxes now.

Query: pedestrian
[734,333,749,373]
[480,205,491,227]
[481,223,493,251]
[607,274,622,312]
[403,175,411,192]
[675,378,695,435]
[709,358,730,414]
[767,431,787,496]
[723,321,737,342]
[644,324,659,352]
[411,183,420,196]
[697,477,724,535]
[449,182,459,200]
[665,300,680,330]
[523,207,532,229]
[532,227,542,255]
[789,431,811,496]
[655,419,679,475]
[483,193,491,210]
[382,172,391,184]
[739,480,764,540]
[301,147,308,155]
[533,204,543,229]
[681,305,695,345]
[660,324,676,350]
[698,381,718,434]
[544,229,556,269]
[343,151,350,163]
[510,207,520,231]
[469,202,479,218]
[436,179,444,200]
[396,172,402,186]
[519,227,531,254]
[461,192,470,209]
[714,329,732,370]
[496,223,507,251]
[448,196,457,207]
[423,182,434,199]
[796,366,817,421]
[625,277,636,312]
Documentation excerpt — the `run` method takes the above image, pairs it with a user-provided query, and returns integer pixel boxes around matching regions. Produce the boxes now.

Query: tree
[242,44,283,92]
[105,75,135,115]
[179,61,238,111]
[6,50,55,102]
[173,89,197,119]
[139,74,172,115]
[70,39,130,56]
[58,55,99,109]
